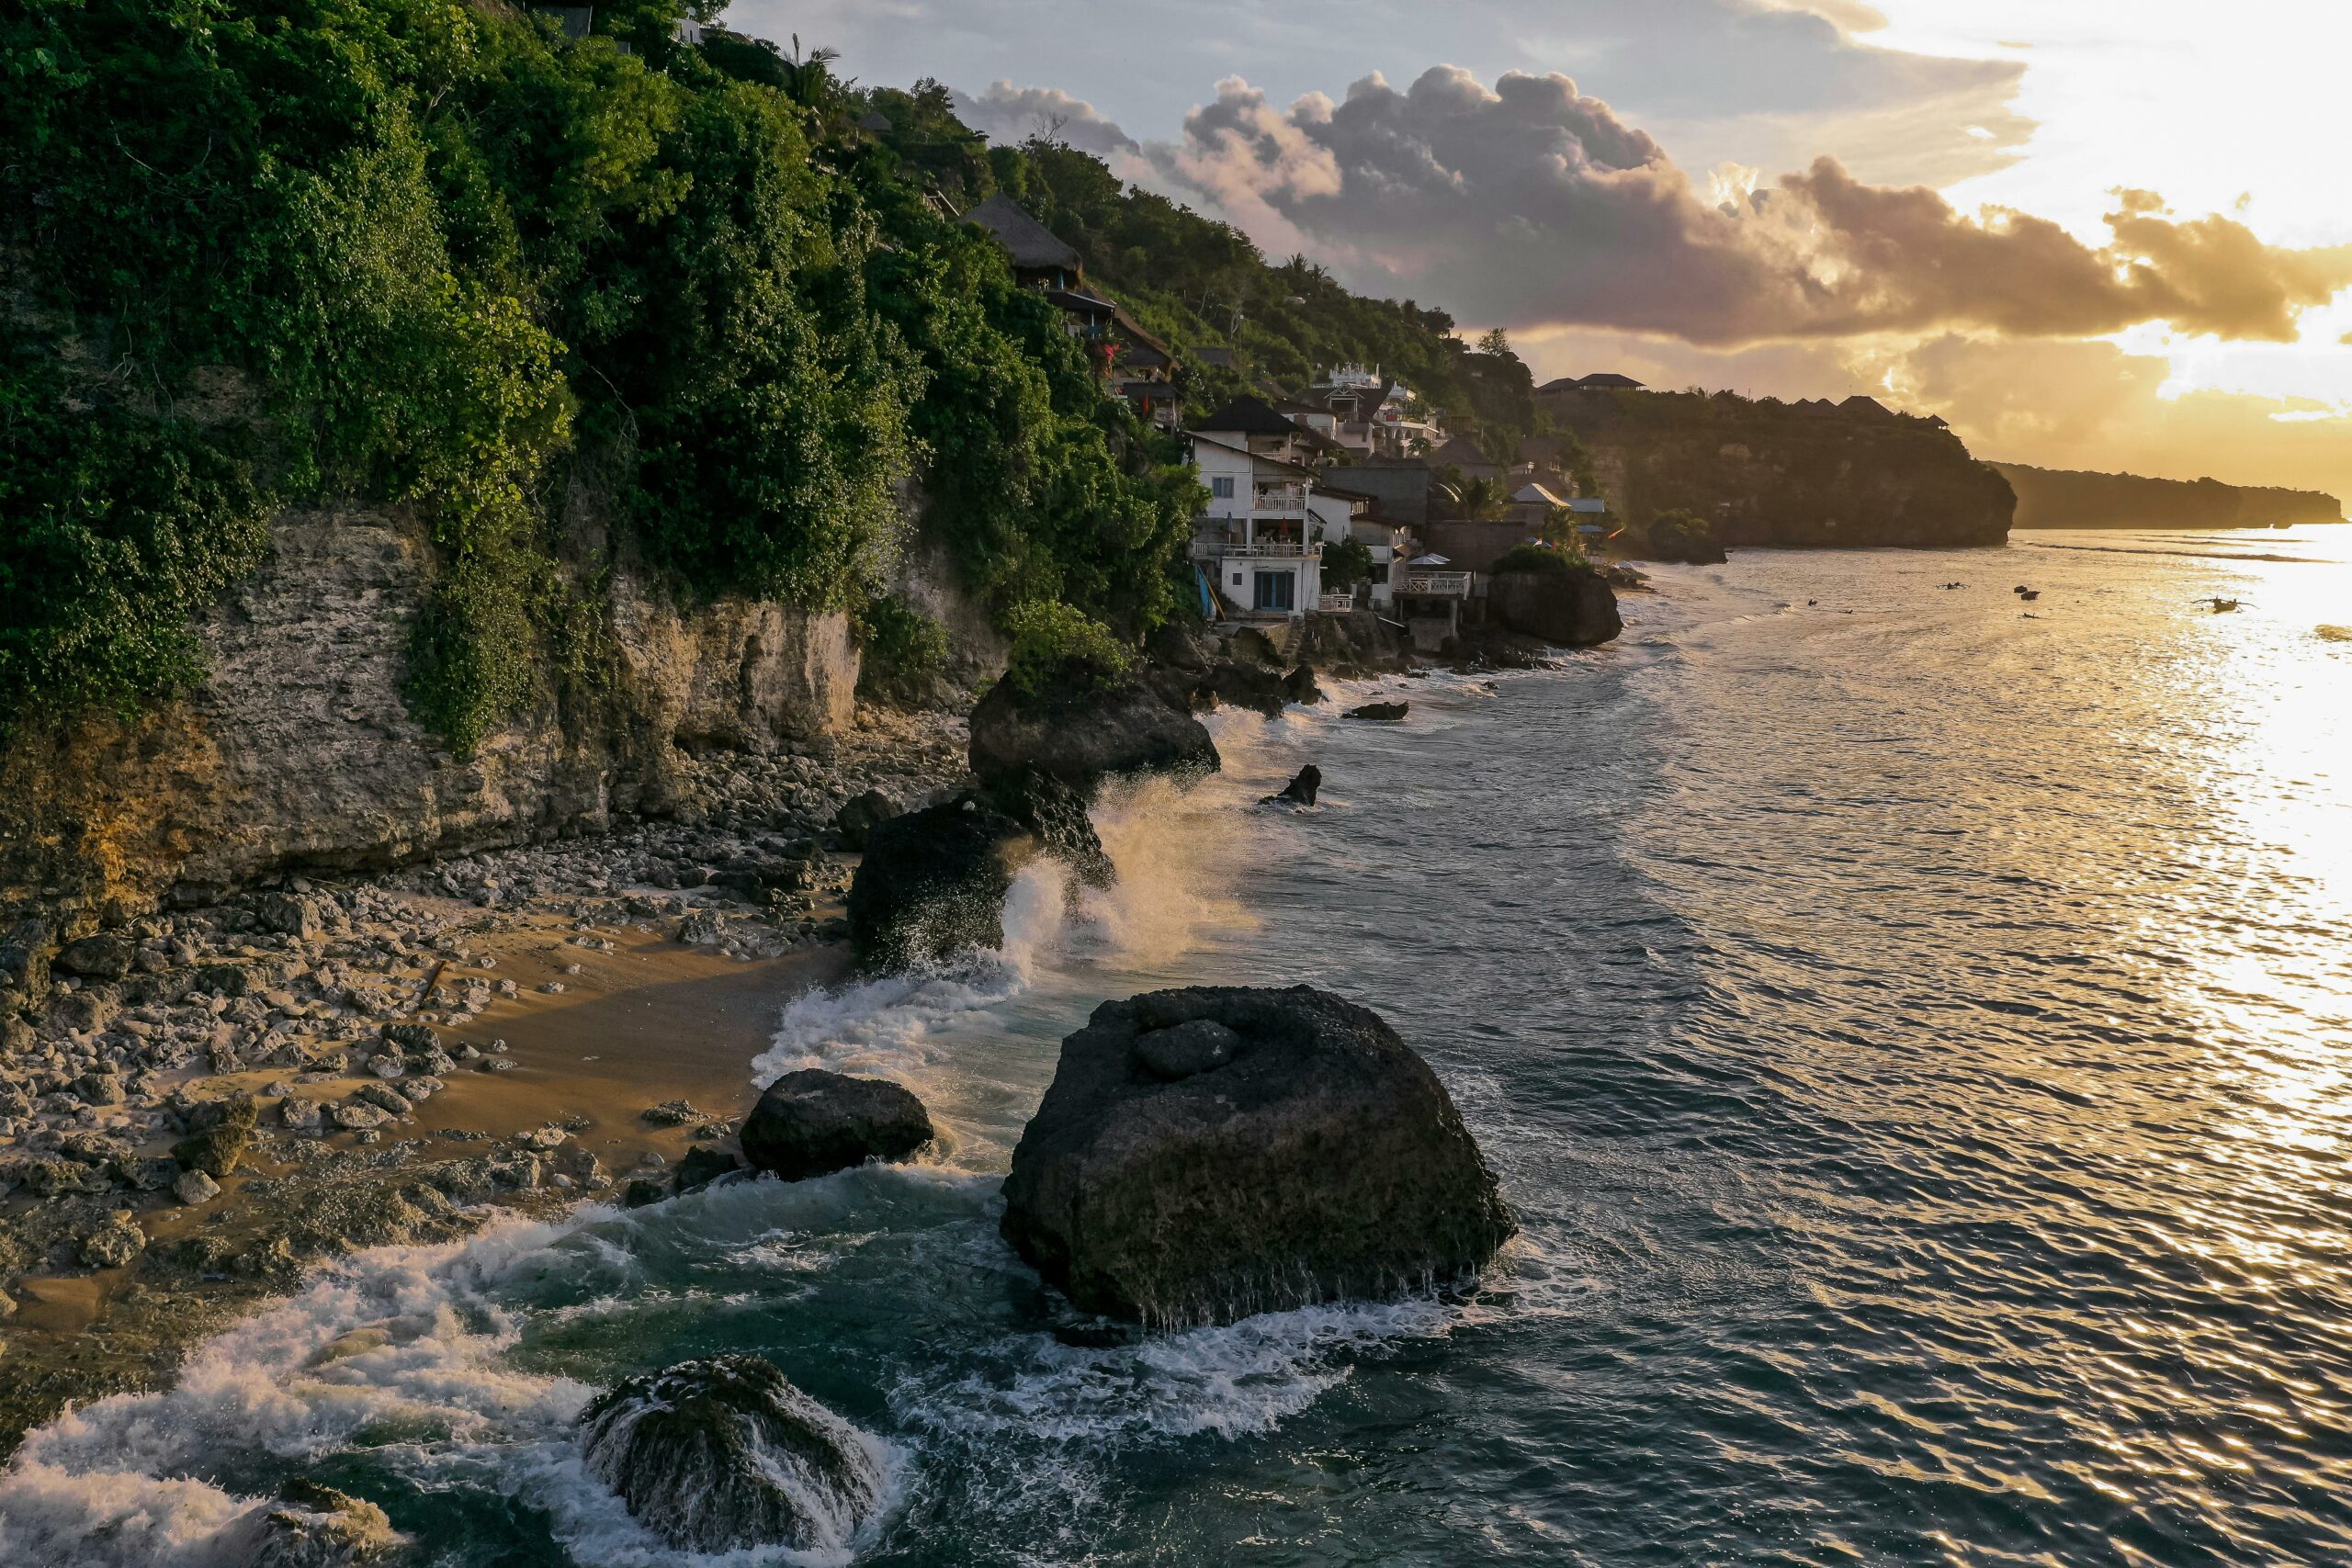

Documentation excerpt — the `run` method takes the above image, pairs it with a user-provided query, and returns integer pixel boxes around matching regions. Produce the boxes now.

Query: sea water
[6,527,2351,1565]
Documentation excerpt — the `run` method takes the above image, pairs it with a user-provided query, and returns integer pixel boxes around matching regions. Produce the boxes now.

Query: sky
[728,0,2352,500]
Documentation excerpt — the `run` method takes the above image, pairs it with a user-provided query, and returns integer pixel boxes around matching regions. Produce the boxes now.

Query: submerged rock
[741,1069,933,1181]
[673,1145,743,1192]
[579,1355,886,1553]
[1263,765,1322,807]
[1001,985,1515,1327]
[173,1094,260,1177]
[1344,701,1409,722]
[232,1478,401,1567]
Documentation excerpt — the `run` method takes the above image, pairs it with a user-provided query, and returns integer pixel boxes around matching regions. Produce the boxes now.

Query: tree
[1321,534,1374,590]
[1476,326,1511,358]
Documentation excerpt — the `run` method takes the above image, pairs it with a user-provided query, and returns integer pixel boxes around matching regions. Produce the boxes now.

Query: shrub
[854,592,950,697]
[1000,600,1132,698]
[1321,534,1374,590]
[1492,542,1587,575]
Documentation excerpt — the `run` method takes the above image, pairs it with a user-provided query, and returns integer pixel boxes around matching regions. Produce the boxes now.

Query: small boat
[2018,589,2041,602]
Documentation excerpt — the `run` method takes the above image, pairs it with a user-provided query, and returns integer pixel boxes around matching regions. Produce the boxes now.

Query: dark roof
[854,109,894,132]
[1430,434,1497,468]
[1534,377,1585,395]
[1189,434,1316,479]
[1191,346,1236,368]
[1839,394,1894,418]
[1110,308,1172,362]
[1042,287,1115,318]
[1192,395,1305,437]
[1578,372,1645,389]
[962,193,1081,272]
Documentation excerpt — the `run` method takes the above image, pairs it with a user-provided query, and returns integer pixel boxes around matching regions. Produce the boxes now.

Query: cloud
[950,81,1139,155]
[1155,66,2352,347]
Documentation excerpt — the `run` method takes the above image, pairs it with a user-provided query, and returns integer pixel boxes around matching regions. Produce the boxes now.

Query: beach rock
[174,1094,261,1177]
[1488,562,1623,648]
[579,1355,886,1554]
[1263,765,1322,807]
[1001,985,1515,1327]
[831,789,902,851]
[54,932,135,979]
[845,795,1035,971]
[968,679,1217,793]
[253,891,323,939]
[1282,663,1323,704]
[77,1069,127,1105]
[1191,659,1288,717]
[674,1145,743,1192]
[175,1167,223,1205]
[1344,701,1409,722]
[621,1178,667,1209]
[741,1069,933,1181]
[0,917,51,1007]
[78,1210,147,1269]
[330,1101,391,1132]
[232,1478,402,1567]
[280,1098,324,1131]
[641,1099,700,1126]
[353,1083,412,1115]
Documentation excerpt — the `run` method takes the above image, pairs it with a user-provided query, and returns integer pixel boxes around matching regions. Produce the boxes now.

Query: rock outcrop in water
[845,795,1035,970]
[579,1355,885,1553]
[1001,986,1516,1327]
[230,1479,402,1567]
[1488,562,1624,647]
[741,1069,933,1180]
[967,678,1217,794]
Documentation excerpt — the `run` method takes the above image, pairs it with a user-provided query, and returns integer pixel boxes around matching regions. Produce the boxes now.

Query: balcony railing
[1316,592,1358,613]
[1399,570,1472,597]
[1190,538,1321,559]
[1252,483,1307,512]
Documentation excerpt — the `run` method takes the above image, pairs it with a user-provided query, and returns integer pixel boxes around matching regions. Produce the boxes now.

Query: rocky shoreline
[0,709,965,1453]
[0,601,1617,1457]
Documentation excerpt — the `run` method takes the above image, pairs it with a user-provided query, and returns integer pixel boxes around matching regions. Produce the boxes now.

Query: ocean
[5,526,2349,1565]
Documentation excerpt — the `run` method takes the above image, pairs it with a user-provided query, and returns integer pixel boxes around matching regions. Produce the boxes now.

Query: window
[1252,570,1296,613]
[1210,476,1236,499]
[1230,572,1244,588]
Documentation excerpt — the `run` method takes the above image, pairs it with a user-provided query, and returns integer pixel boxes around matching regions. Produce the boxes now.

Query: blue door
[1252,570,1296,613]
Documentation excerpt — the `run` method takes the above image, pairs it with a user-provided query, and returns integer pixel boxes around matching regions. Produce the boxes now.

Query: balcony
[1190,538,1321,559]
[1251,483,1307,514]
[1316,592,1358,613]
[1398,570,1471,597]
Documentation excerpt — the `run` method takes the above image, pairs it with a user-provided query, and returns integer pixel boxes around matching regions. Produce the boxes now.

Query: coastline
[0,710,966,1455]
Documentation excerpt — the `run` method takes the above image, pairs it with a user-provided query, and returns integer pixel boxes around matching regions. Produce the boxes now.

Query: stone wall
[0,504,859,929]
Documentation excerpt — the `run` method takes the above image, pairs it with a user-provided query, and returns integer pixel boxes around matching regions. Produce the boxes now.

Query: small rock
[280,1098,324,1130]
[641,1099,700,1126]
[353,1082,412,1115]
[517,1126,567,1150]
[330,1101,391,1131]
[174,1167,222,1205]
[740,1070,933,1182]
[367,1055,407,1080]
[54,933,135,980]
[620,1178,667,1209]
[673,1145,743,1192]
[78,1210,146,1269]
[1262,765,1322,807]
[1344,701,1409,722]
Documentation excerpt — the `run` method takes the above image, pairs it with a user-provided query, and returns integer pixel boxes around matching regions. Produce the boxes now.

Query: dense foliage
[999,599,1132,698]
[1,0,1196,750]
[1491,543,1588,575]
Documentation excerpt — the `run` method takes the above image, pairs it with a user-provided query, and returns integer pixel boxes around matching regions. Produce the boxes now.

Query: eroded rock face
[0,504,860,927]
[1488,565,1623,648]
[1001,986,1515,1328]
[579,1355,886,1554]
[967,680,1217,794]
[741,1069,933,1181]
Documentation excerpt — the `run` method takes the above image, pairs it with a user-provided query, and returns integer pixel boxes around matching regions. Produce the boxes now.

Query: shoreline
[0,710,966,1455]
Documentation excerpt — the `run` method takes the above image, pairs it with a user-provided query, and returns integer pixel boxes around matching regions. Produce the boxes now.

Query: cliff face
[0,504,858,928]
[1989,463,2345,529]
[1545,389,2014,547]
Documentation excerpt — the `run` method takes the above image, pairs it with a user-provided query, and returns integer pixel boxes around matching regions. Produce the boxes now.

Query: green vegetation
[1492,542,1589,574]
[1,0,1195,750]
[1000,600,1133,698]
[1320,534,1375,591]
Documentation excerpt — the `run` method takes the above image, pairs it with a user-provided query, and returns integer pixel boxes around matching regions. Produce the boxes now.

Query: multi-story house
[1187,399,1329,619]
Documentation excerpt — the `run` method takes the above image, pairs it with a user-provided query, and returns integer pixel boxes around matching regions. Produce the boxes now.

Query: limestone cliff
[0,504,858,929]
[1544,388,2014,548]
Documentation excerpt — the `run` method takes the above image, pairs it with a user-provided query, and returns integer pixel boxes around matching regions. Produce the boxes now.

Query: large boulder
[844,795,1036,971]
[1488,564,1623,647]
[1001,986,1515,1327]
[741,1069,933,1180]
[968,679,1217,793]
[579,1355,886,1554]
[981,767,1113,887]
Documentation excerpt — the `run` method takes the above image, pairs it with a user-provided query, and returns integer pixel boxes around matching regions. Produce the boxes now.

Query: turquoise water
[6,527,2352,1565]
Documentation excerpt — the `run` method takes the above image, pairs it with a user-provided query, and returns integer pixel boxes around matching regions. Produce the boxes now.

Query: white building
[1189,433,1324,619]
